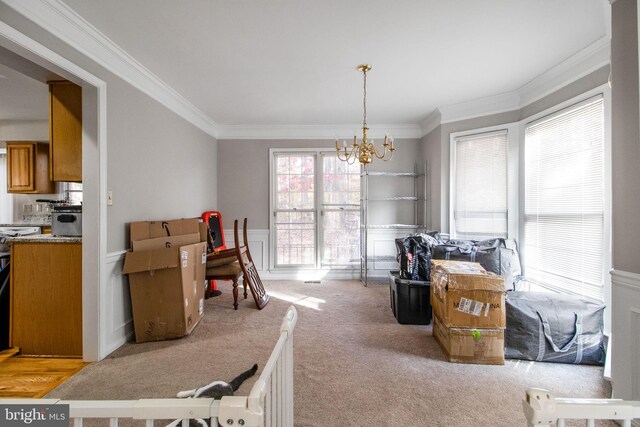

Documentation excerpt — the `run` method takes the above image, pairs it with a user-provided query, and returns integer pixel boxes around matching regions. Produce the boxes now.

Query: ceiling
[2,1,611,129]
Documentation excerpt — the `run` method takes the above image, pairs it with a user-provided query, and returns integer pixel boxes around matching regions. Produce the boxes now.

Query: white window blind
[453,130,508,240]
[524,96,605,301]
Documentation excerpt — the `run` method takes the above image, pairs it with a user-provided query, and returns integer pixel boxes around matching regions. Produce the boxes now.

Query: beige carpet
[48,280,613,426]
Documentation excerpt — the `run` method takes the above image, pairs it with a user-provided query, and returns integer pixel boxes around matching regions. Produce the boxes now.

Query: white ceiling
[3,1,611,129]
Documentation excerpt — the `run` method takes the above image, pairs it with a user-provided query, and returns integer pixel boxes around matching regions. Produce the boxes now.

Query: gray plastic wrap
[431,238,522,290]
[505,291,605,365]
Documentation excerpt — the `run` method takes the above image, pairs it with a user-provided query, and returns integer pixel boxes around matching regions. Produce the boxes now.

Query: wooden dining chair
[204,218,269,310]
[234,218,269,310]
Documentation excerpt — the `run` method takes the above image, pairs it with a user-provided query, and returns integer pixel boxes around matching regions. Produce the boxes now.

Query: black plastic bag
[395,236,432,281]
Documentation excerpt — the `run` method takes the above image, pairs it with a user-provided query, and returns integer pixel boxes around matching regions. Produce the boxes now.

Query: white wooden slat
[133,398,215,420]
[66,400,138,418]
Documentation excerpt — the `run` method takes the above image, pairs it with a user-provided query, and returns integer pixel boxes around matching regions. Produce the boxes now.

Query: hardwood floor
[0,348,87,398]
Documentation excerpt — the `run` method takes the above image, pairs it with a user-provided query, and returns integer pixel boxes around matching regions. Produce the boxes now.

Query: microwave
[52,205,82,236]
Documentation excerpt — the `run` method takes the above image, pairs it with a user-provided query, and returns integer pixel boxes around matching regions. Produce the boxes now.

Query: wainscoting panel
[223,228,268,271]
[101,251,133,358]
[610,269,640,411]
[367,229,413,277]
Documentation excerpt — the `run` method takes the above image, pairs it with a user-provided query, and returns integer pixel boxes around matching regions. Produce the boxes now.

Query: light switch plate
[107,190,113,206]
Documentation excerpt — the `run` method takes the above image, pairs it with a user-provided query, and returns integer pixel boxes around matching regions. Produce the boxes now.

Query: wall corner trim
[2,0,219,139]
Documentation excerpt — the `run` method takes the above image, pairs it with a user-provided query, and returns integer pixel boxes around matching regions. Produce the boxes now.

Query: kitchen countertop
[6,234,82,243]
[0,223,50,228]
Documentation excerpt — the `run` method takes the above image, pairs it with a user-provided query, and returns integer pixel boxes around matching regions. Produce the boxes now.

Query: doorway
[0,20,106,361]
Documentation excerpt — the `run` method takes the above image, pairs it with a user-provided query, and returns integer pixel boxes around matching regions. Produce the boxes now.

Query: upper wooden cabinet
[6,142,55,194]
[49,81,82,182]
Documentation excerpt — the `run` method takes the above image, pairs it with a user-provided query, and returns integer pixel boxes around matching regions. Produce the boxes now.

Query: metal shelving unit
[360,164,426,286]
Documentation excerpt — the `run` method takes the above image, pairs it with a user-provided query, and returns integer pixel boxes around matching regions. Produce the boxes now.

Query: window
[451,130,508,239]
[523,96,605,300]
[273,152,316,266]
[271,150,360,268]
[321,154,360,266]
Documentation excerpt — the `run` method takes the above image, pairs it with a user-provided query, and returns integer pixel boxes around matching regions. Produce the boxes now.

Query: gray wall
[0,120,48,140]
[611,0,640,274]
[217,138,423,230]
[0,4,218,252]
[106,76,217,251]
[422,66,610,234]
[421,125,441,230]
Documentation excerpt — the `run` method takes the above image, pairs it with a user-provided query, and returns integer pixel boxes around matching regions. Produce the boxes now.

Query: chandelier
[335,64,395,165]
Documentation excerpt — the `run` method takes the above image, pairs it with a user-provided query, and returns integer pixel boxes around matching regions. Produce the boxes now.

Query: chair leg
[243,278,248,299]
[232,278,239,310]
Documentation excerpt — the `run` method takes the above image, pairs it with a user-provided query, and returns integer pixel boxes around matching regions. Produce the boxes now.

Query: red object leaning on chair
[201,211,226,297]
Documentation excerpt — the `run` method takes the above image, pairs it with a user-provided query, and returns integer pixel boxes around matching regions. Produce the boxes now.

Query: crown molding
[2,0,611,141]
[419,109,442,136]
[518,36,610,107]
[438,91,521,124]
[2,0,220,139]
[216,124,422,140]
[425,36,611,132]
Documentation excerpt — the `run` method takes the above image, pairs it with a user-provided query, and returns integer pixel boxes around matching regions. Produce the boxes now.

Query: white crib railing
[523,388,640,427]
[0,306,298,427]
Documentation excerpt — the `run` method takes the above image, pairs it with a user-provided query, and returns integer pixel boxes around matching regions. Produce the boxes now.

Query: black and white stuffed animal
[166,364,258,427]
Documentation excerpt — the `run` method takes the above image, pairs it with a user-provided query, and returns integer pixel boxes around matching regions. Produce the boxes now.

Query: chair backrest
[202,211,227,252]
[233,219,249,262]
[233,218,270,310]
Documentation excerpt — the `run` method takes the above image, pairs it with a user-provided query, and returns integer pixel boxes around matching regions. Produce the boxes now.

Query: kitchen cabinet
[49,81,82,182]
[6,142,55,194]
[10,241,82,356]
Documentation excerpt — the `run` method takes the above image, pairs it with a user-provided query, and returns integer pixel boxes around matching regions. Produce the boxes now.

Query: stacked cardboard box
[122,218,208,343]
[430,260,506,365]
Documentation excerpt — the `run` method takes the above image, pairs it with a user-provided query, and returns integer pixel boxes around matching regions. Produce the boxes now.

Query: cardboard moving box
[123,218,207,343]
[430,260,506,329]
[130,218,204,242]
[433,315,505,365]
[130,218,207,249]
